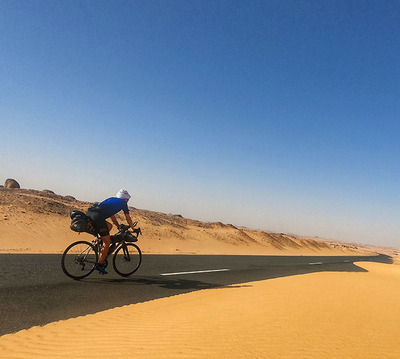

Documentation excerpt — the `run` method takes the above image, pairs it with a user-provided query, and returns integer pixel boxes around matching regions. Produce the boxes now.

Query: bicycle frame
[91,226,141,257]
[76,245,96,265]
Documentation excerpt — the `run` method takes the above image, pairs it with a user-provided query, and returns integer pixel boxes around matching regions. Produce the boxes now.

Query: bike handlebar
[118,223,142,237]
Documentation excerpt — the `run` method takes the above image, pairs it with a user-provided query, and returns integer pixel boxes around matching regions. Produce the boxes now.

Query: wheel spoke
[61,241,98,280]
[113,243,142,277]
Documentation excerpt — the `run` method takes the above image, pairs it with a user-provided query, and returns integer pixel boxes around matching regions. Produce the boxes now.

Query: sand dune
[1,261,399,358]
[0,188,372,256]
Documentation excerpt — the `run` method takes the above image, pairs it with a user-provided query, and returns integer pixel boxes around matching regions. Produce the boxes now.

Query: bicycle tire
[112,243,142,277]
[61,240,98,280]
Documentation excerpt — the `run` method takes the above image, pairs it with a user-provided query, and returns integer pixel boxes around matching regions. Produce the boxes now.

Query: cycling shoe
[95,263,108,275]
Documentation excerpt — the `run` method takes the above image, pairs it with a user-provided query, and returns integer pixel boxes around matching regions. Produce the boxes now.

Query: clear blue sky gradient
[1,1,399,246]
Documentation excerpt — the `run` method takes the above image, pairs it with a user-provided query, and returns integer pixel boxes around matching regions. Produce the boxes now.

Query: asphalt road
[0,253,392,336]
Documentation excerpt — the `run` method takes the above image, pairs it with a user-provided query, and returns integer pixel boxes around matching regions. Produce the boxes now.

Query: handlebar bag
[124,232,138,242]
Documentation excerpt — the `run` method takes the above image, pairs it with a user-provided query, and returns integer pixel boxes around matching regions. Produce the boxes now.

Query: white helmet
[116,189,131,200]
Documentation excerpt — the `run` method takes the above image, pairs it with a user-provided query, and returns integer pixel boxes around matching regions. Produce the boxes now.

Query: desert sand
[1,261,400,358]
[1,188,400,358]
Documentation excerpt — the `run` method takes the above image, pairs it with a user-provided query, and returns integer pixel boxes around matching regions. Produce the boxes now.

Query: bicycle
[61,223,142,280]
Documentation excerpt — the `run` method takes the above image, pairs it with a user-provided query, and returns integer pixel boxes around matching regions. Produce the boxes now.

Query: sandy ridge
[0,188,373,256]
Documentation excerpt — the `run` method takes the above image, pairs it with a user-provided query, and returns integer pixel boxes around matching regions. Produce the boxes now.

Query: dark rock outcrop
[4,179,20,189]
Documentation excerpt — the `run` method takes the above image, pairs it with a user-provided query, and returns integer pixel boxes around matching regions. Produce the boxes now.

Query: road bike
[61,223,142,280]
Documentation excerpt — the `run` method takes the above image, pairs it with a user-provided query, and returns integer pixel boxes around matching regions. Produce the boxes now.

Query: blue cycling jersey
[98,197,129,219]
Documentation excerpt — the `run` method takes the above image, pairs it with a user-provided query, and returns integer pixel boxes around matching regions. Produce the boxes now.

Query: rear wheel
[61,241,98,280]
[113,243,142,277]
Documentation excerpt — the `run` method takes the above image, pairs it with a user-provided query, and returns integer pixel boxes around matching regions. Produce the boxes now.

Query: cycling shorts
[85,210,109,237]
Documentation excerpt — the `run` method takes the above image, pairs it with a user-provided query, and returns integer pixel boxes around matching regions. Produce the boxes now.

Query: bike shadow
[86,276,226,290]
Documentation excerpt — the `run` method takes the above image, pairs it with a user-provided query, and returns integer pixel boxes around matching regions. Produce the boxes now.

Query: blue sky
[1,1,400,247]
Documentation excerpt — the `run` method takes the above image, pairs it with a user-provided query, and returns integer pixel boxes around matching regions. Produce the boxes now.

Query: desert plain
[1,187,400,358]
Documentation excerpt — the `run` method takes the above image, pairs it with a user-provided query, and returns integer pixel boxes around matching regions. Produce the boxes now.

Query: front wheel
[61,241,98,280]
[112,243,142,277]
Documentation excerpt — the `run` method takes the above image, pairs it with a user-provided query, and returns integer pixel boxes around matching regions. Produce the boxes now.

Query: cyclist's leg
[86,211,112,264]
[98,221,113,264]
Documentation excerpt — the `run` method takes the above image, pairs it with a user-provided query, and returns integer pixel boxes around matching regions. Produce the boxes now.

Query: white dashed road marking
[308,262,323,265]
[160,269,230,276]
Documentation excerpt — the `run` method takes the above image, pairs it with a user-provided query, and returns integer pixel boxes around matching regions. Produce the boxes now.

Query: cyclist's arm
[110,215,119,227]
[125,213,136,230]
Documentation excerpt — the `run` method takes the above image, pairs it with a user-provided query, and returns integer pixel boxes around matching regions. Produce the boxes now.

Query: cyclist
[86,189,136,274]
